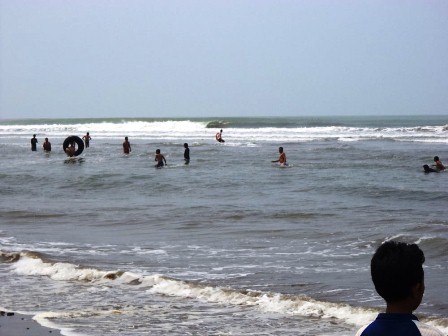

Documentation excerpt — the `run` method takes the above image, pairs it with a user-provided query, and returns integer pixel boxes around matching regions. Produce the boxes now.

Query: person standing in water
[123,137,131,154]
[31,134,38,151]
[83,132,91,148]
[184,143,190,165]
[216,129,225,143]
[42,138,51,152]
[272,147,287,166]
[155,149,167,168]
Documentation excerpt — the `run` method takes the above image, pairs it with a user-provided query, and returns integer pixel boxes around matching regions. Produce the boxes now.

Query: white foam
[130,247,168,255]
[424,319,448,336]
[145,274,378,326]
[8,253,447,332]
[1,120,446,143]
[33,312,82,336]
[12,256,109,281]
[9,254,377,326]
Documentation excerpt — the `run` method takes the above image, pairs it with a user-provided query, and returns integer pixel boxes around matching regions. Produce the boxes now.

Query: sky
[1,0,447,119]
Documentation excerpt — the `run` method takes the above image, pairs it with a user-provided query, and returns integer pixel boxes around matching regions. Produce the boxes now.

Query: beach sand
[0,311,62,336]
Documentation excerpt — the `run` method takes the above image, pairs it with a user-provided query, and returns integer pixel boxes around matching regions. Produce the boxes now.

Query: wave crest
[206,120,230,128]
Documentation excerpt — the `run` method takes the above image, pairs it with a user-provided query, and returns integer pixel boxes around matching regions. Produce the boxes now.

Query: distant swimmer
[272,147,287,166]
[83,132,91,148]
[423,156,445,173]
[155,149,167,168]
[216,129,225,143]
[42,138,51,152]
[123,137,131,154]
[433,156,445,171]
[184,143,190,165]
[31,134,38,151]
[65,142,76,157]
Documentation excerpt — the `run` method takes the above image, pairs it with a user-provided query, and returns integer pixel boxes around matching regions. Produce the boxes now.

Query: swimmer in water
[155,149,167,168]
[65,143,76,157]
[123,137,131,154]
[433,156,445,171]
[43,138,51,152]
[272,147,287,166]
[184,143,190,165]
[216,129,225,143]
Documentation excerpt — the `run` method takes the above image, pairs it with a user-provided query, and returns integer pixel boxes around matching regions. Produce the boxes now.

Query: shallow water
[0,116,447,335]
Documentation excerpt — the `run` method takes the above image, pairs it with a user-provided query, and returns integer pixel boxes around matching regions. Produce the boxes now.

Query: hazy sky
[1,1,447,119]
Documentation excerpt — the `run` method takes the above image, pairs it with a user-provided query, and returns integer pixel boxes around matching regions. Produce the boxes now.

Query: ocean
[0,116,447,336]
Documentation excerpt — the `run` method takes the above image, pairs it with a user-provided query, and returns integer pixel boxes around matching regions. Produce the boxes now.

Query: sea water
[0,116,447,335]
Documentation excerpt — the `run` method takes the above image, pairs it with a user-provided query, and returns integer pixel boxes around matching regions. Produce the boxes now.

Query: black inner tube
[423,164,438,173]
[63,136,84,157]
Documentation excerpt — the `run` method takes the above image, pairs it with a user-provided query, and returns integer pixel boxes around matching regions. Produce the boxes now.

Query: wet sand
[0,311,62,336]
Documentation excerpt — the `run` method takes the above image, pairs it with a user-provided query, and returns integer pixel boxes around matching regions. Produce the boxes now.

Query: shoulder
[355,317,444,336]
[355,324,369,336]
[413,321,444,336]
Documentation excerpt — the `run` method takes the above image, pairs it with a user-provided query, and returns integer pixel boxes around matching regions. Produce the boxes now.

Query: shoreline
[0,311,63,336]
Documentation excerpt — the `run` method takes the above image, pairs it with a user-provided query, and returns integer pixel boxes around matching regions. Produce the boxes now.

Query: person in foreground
[355,241,443,336]
[272,147,287,166]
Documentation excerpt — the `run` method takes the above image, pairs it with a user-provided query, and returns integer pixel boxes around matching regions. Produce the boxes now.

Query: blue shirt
[356,313,443,336]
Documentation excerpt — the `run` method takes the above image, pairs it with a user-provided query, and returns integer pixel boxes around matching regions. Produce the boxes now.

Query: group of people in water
[31,132,191,167]
[31,134,53,152]
[31,130,444,171]
[32,132,91,155]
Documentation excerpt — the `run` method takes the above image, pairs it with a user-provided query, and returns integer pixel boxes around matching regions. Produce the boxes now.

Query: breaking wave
[1,250,447,333]
[1,117,446,143]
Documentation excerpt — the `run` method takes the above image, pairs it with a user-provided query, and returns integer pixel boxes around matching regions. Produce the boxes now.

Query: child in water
[433,156,445,171]
[65,143,76,157]
[155,149,167,168]
[424,156,445,173]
